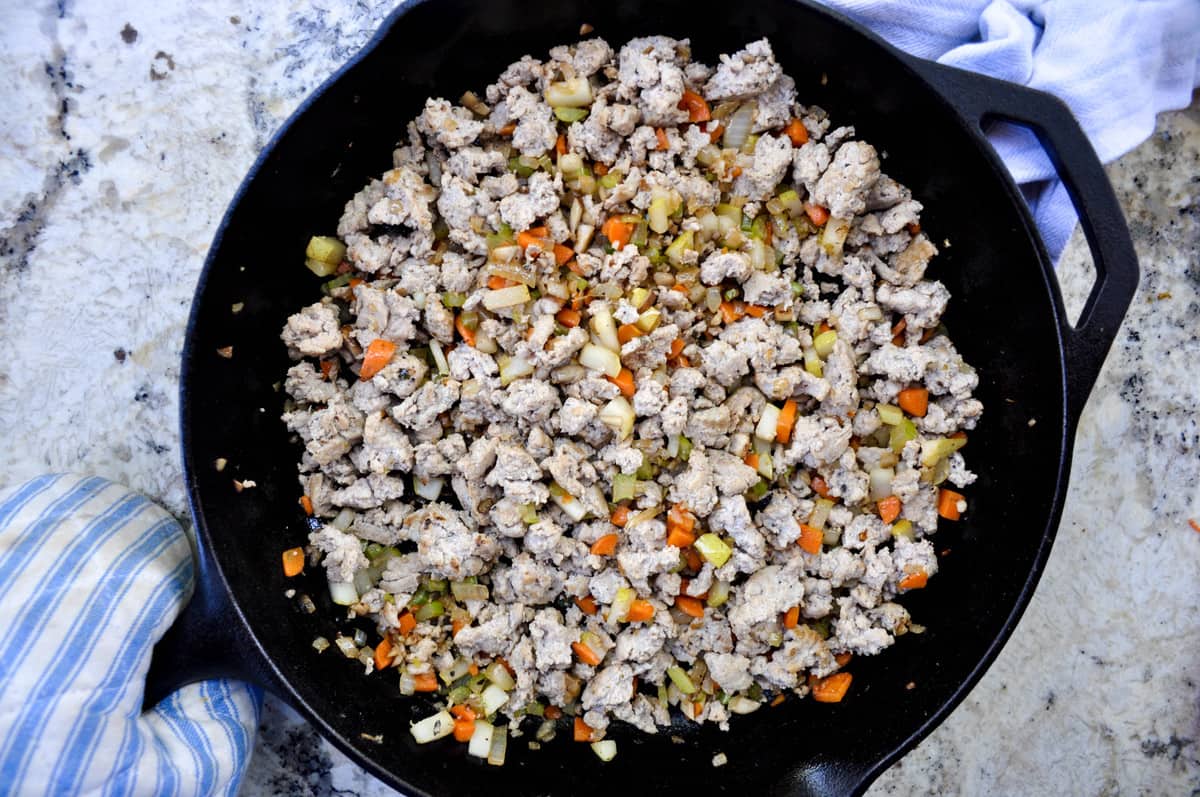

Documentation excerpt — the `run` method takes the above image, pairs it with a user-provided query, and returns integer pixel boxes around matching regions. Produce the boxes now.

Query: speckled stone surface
[1,3,1197,794]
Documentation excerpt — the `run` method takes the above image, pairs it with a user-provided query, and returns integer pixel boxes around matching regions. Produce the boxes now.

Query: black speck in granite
[120,23,137,44]
[150,50,176,81]
[1,149,90,274]
[113,348,127,363]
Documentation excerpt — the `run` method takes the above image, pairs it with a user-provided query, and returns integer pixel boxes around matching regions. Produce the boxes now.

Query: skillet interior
[181,0,1071,793]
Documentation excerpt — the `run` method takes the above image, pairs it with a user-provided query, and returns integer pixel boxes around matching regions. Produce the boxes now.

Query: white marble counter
[1,2,1197,794]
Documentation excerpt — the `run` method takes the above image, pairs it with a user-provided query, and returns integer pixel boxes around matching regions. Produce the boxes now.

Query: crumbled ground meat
[280,34,980,749]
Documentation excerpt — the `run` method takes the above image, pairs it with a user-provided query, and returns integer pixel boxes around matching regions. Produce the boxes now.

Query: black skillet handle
[143,533,267,709]
[905,58,1140,425]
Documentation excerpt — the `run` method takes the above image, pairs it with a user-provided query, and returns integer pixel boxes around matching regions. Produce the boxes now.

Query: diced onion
[820,216,851,256]
[551,488,587,522]
[809,497,834,530]
[610,586,636,624]
[920,437,968,467]
[591,740,618,762]
[727,696,762,714]
[306,235,346,266]
[648,194,671,234]
[755,404,781,442]
[868,467,895,501]
[706,580,731,608]
[429,340,450,376]
[468,720,495,758]
[579,343,622,378]
[474,328,498,354]
[312,636,330,653]
[803,347,823,377]
[329,580,358,606]
[589,304,621,351]
[545,78,593,108]
[451,581,490,601]
[722,103,755,150]
[635,307,662,333]
[558,152,584,176]
[414,476,445,501]
[483,284,531,310]
[410,710,455,744]
[599,396,635,440]
[332,507,356,530]
[334,635,358,658]
[485,660,516,691]
[575,223,595,252]
[498,354,535,385]
[487,724,508,766]
[480,683,510,716]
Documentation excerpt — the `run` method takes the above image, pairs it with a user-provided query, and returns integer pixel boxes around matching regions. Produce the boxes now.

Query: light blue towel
[0,476,261,796]
[822,0,1200,259]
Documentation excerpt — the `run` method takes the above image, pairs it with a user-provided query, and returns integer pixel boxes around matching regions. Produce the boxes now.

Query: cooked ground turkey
[281,35,981,742]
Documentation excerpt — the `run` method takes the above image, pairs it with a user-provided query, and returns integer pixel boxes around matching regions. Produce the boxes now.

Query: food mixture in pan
[279,35,981,764]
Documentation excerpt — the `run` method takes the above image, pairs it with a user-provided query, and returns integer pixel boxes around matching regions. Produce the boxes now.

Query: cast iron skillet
[148,0,1138,793]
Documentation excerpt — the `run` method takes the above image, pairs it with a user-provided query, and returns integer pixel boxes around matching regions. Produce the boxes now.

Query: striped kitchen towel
[0,474,262,796]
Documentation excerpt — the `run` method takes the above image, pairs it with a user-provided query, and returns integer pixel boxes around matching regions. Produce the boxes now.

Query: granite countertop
[2,3,1197,794]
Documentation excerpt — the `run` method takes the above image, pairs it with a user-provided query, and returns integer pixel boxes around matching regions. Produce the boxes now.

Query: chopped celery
[306,235,346,266]
[508,157,535,178]
[409,587,430,607]
[877,403,904,426]
[892,519,915,539]
[554,106,589,123]
[321,273,352,294]
[598,171,622,190]
[425,578,448,592]
[803,347,824,377]
[694,533,732,568]
[778,189,805,218]
[678,435,693,461]
[889,418,918,453]
[706,580,731,608]
[635,460,656,481]
[612,473,639,503]
[813,329,838,358]
[635,307,662,333]
[442,291,467,308]
[415,600,444,621]
[791,281,805,297]
[920,437,968,466]
[747,480,770,501]
[458,310,480,331]
[524,701,545,717]
[665,230,694,264]
[519,503,539,524]
[666,665,697,695]
[750,214,770,241]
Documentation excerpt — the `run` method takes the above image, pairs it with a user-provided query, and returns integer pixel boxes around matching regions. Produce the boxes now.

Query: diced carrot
[398,611,417,635]
[812,672,853,703]
[567,259,588,276]
[771,694,787,707]
[784,118,809,146]
[451,618,465,637]
[675,595,705,618]
[777,399,798,444]
[627,599,655,623]
[555,133,568,156]
[897,387,929,417]
[606,367,636,398]
[601,217,633,250]
[730,166,743,178]
[455,314,477,347]
[516,231,551,252]
[282,547,305,577]
[374,635,393,671]
[798,524,823,555]
[552,242,575,266]
[453,717,475,742]
[678,89,711,122]
[468,663,479,676]
[667,527,696,548]
[487,274,517,290]
[610,505,630,527]
[683,546,703,573]
[573,716,594,742]
[804,203,830,226]
[359,338,396,380]
[412,672,439,692]
[891,318,907,346]
[811,475,831,499]
[898,569,928,591]
[450,705,476,721]
[920,327,938,344]
[949,431,968,440]
[617,323,644,344]
[575,595,599,615]
[671,283,688,293]
[835,652,852,667]
[299,495,314,516]
[668,338,686,362]
[319,359,337,380]
[666,504,695,543]
[590,533,619,556]
[498,122,516,136]
[593,162,609,176]
[878,495,902,524]
[816,321,832,335]
[572,641,601,666]
[938,488,964,520]
[655,127,669,151]
[1190,519,1200,534]
[907,222,922,235]
[784,606,800,629]
[708,123,725,144]
[555,307,581,328]
[744,303,770,318]
[744,452,760,470]
[718,301,744,324]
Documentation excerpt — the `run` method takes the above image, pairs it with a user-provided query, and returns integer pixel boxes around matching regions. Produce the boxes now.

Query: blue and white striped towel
[0,475,262,796]
[822,0,1200,260]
